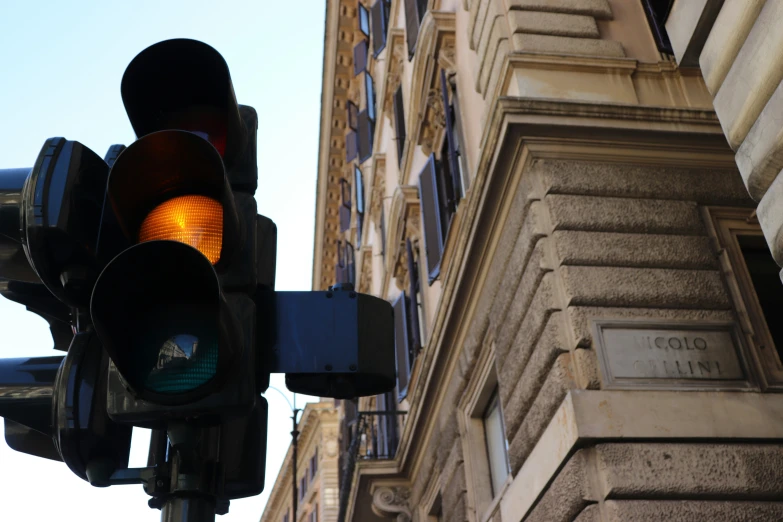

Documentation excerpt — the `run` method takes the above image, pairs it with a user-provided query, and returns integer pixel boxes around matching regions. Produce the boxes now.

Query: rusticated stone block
[511,33,625,56]
[601,500,783,522]
[573,504,600,522]
[501,312,567,441]
[489,201,548,336]
[712,0,783,149]
[597,443,783,498]
[573,347,601,389]
[506,353,576,473]
[495,271,556,371]
[756,167,783,266]
[560,266,730,309]
[537,160,750,206]
[546,194,705,235]
[523,449,591,522]
[553,231,716,270]
[508,0,612,19]
[508,11,599,38]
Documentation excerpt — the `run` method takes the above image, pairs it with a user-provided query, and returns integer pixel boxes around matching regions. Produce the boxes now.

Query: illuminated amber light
[139,195,223,264]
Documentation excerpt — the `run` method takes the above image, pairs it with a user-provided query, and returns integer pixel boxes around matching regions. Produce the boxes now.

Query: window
[335,240,355,286]
[339,178,352,233]
[404,0,428,58]
[355,166,365,247]
[459,342,508,517]
[708,208,783,388]
[392,240,422,400]
[640,0,674,54]
[353,39,368,76]
[418,72,468,283]
[310,447,318,480]
[365,72,376,121]
[393,86,406,167]
[483,390,510,496]
[300,475,307,500]
[370,0,390,57]
[427,494,443,522]
[283,511,289,522]
[357,109,374,163]
[309,504,319,522]
[358,2,370,37]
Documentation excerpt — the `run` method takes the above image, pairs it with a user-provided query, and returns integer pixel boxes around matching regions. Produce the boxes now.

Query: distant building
[313,1,783,521]
[260,401,340,522]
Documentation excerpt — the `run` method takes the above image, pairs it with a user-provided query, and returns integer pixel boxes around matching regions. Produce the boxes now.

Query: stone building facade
[260,401,340,522]
[312,1,783,521]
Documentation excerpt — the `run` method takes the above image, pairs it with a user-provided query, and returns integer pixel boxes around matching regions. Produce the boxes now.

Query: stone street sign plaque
[592,320,753,390]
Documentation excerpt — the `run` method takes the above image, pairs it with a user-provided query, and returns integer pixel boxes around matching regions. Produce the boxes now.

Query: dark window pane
[393,292,411,399]
[359,3,370,36]
[365,72,376,121]
[640,0,674,54]
[404,0,420,59]
[355,166,365,214]
[441,69,462,206]
[738,235,783,365]
[393,86,406,166]
[340,179,352,233]
[347,101,359,131]
[405,238,421,357]
[345,130,358,163]
[357,109,374,162]
[353,39,368,76]
[418,154,443,283]
[371,0,387,57]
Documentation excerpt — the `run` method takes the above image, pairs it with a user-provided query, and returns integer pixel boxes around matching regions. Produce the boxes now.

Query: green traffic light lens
[144,334,219,393]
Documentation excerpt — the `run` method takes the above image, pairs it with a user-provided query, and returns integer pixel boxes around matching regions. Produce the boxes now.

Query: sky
[0,1,324,520]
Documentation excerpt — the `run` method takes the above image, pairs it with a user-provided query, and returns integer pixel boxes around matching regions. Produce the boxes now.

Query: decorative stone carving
[371,158,387,225]
[419,87,446,155]
[358,247,373,294]
[383,34,407,123]
[371,486,412,522]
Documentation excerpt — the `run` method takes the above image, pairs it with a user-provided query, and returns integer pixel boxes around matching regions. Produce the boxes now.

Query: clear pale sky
[0,1,324,520]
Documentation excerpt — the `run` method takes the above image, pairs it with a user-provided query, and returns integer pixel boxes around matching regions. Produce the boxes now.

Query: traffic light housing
[0,37,396,517]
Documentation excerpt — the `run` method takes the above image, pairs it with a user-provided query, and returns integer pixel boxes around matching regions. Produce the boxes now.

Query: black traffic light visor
[91,240,240,405]
[107,130,240,270]
[121,39,246,166]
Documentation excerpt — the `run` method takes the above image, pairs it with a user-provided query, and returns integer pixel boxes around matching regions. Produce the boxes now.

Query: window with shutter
[339,178,352,233]
[440,69,462,206]
[450,77,470,195]
[353,39,368,76]
[336,240,348,284]
[347,101,359,131]
[640,0,674,54]
[418,154,444,283]
[357,109,374,163]
[405,238,422,357]
[404,0,421,59]
[393,86,405,166]
[364,72,376,121]
[355,166,365,248]
[345,241,356,285]
[393,292,411,399]
[345,130,358,163]
[370,0,388,57]
[358,2,370,37]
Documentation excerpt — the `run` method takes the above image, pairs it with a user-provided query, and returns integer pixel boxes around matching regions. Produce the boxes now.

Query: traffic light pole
[291,407,301,521]
[162,497,216,522]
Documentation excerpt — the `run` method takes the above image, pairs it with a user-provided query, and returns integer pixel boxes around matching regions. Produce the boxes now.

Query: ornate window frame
[704,206,783,389]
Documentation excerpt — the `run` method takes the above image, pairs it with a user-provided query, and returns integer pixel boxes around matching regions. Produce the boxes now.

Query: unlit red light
[139,195,223,264]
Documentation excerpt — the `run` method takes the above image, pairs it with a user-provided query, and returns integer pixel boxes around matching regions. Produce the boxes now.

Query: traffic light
[90,39,262,427]
[0,38,396,520]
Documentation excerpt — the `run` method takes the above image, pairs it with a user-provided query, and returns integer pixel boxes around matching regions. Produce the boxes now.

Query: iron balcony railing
[337,410,407,522]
